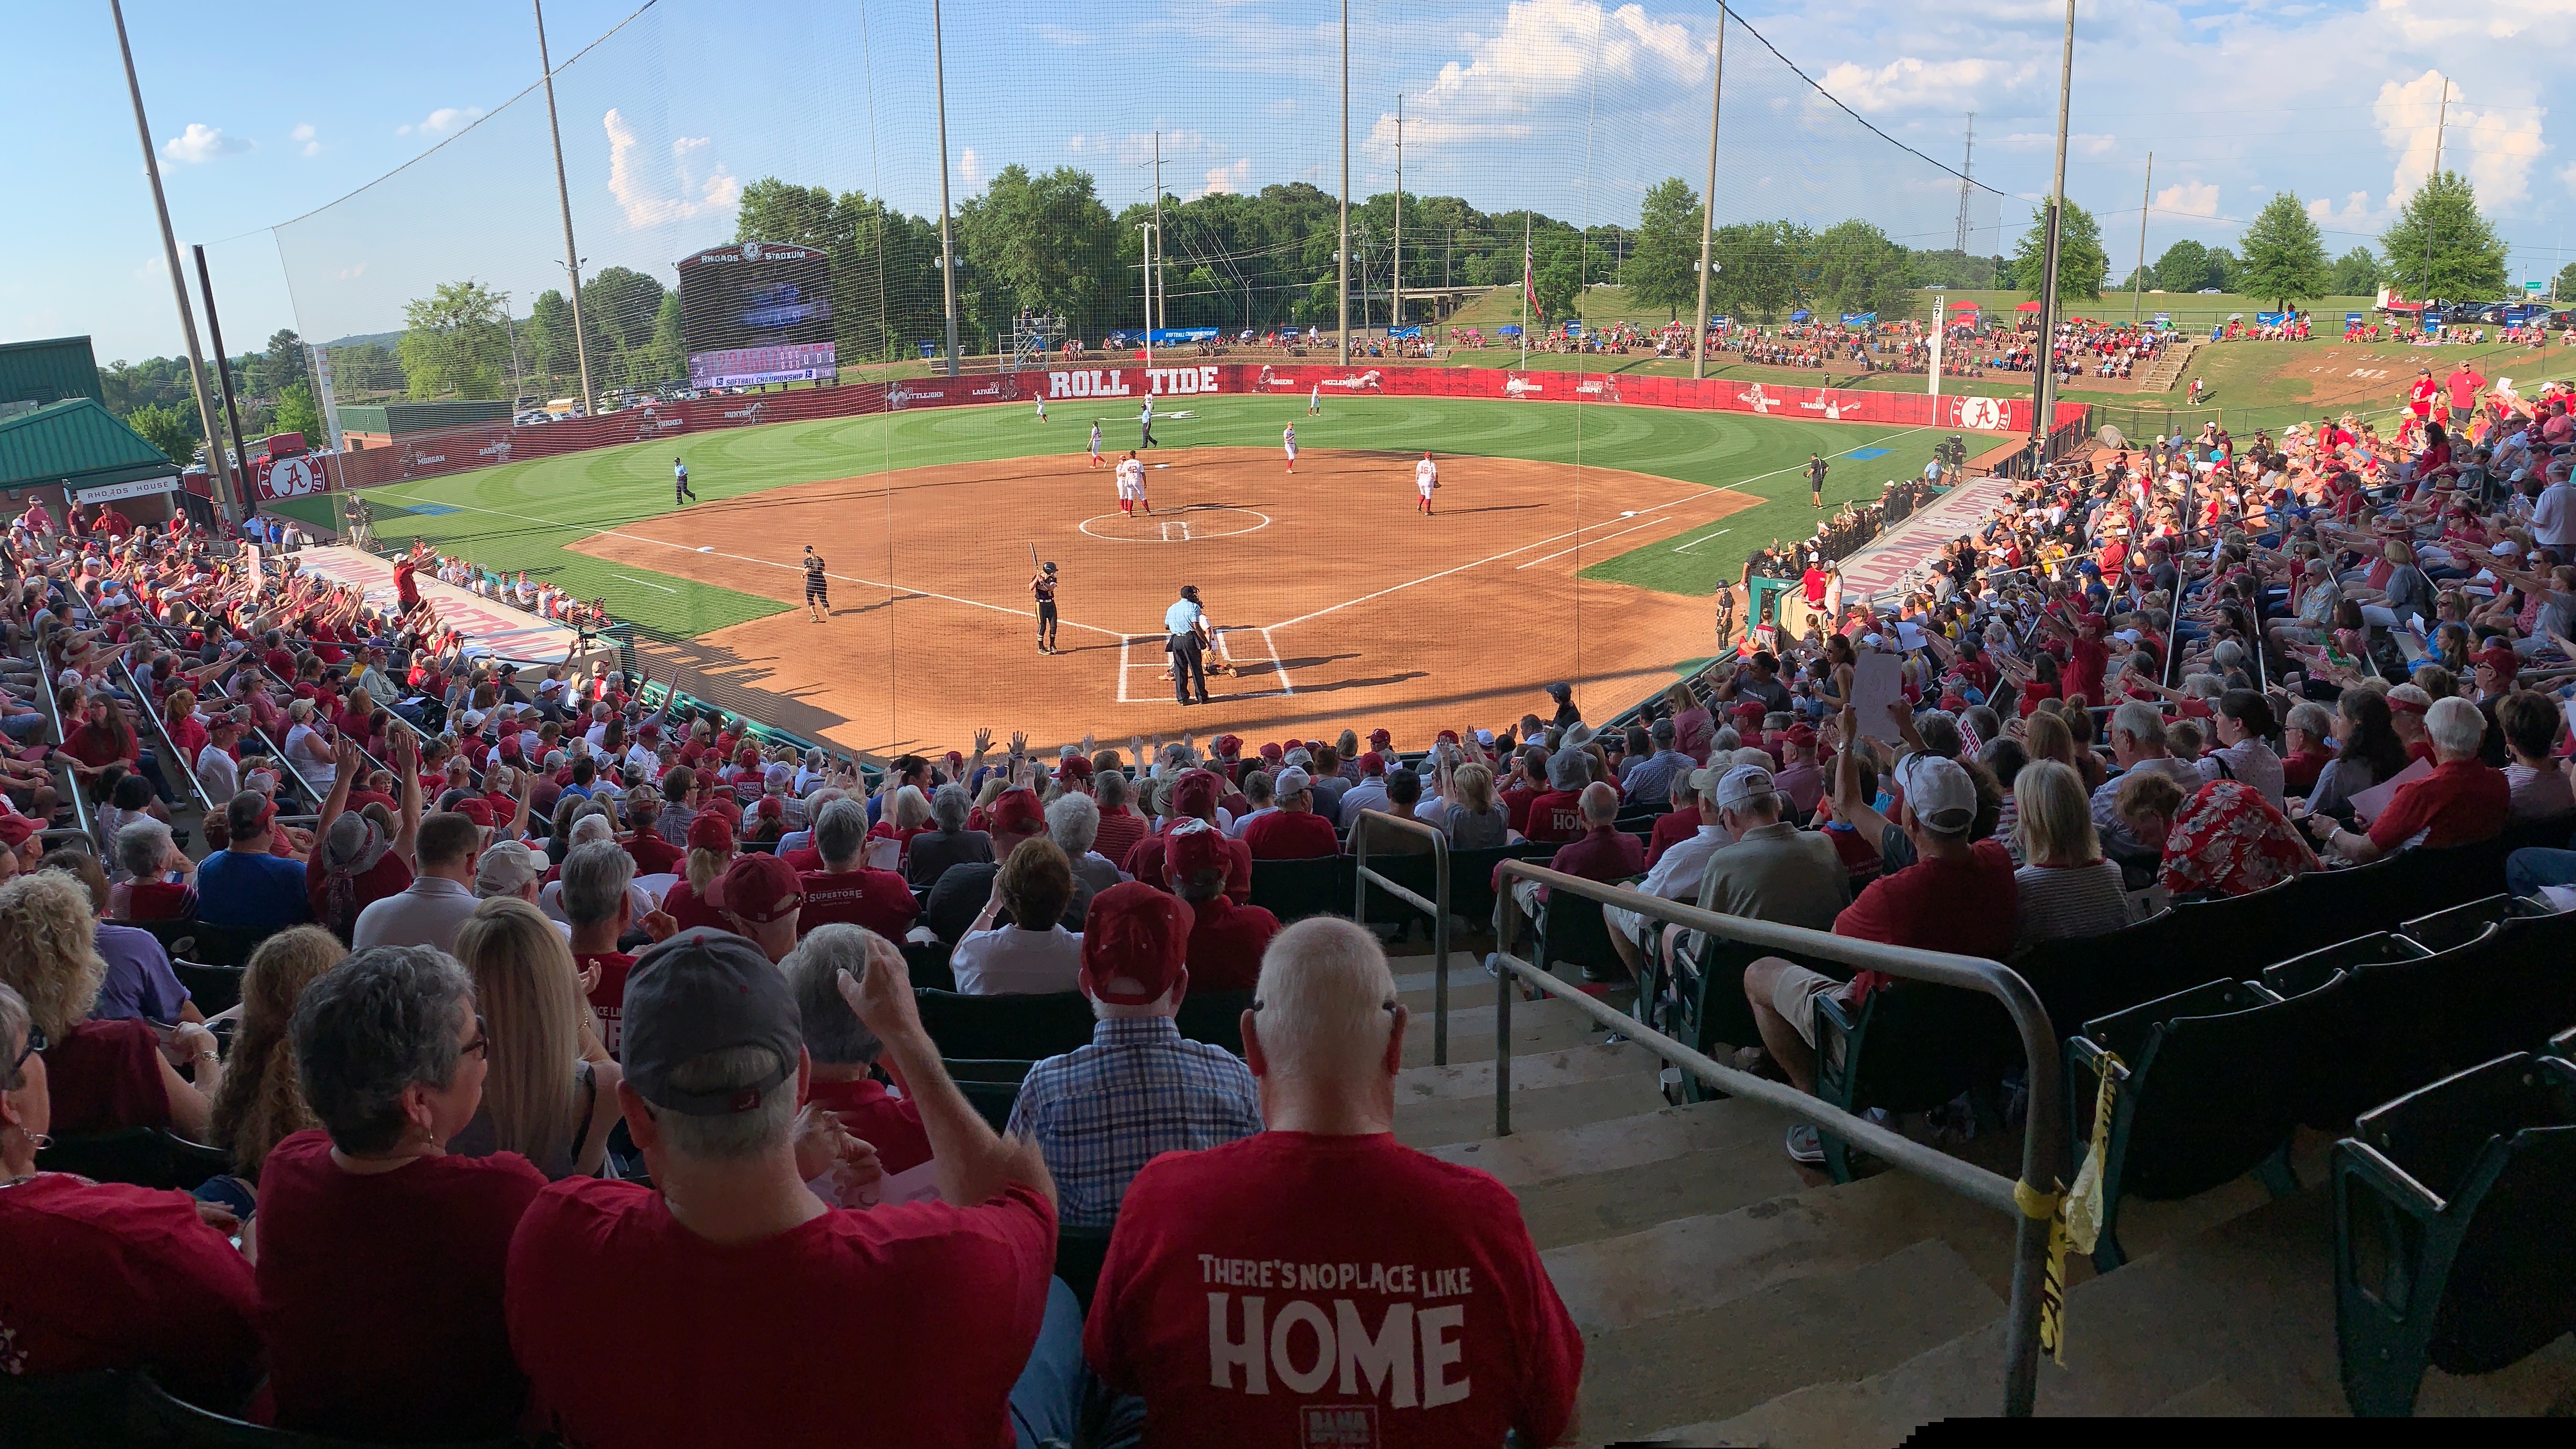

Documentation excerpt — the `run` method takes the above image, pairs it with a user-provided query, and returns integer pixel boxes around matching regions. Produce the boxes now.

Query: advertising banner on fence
[326,362,2086,492]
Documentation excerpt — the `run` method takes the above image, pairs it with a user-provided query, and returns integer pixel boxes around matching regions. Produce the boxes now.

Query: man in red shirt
[1494,782,1643,980]
[1742,746,2017,1164]
[780,925,936,1189]
[798,797,921,939]
[1168,819,1277,991]
[1085,916,1585,1444]
[2443,361,2486,425]
[2040,608,2111,708]
[2319,696,2511,862]
[1241,765,1340,859]
[1123,768,1252,903]
[507,926,1080,1447]
[1519,746,1591,844]
[1498,746,1547,836]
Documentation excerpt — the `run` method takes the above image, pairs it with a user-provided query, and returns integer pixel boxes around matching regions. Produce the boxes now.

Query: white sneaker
[1785,1124,1825,1165]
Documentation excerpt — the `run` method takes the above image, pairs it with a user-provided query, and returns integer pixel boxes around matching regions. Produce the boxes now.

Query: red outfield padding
[294,363,2082,500]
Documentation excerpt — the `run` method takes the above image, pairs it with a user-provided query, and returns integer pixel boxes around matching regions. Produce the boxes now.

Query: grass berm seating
[2333,1050,2576,1416]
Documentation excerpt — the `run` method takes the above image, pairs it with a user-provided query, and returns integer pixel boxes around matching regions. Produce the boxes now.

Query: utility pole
[111,0,233,522]
[1338,0,1350,366]
[2420,76,2449,307]
[932,0,961,376]
[2131,152,2152,325]
[1692,3,1727,380]
[1137,224,1156,368]
[533,0,596,411]
[1152,130,1165,342]
[189,247,253,492]
[1520,214,1532,371]
[1392,95,1403,334]
[2030,0,2076,457]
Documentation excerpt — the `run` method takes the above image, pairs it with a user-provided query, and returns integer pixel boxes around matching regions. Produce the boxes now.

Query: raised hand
[972,727,992,757]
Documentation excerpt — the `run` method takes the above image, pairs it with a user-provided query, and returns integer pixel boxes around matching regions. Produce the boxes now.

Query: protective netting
[264,0,2020,749]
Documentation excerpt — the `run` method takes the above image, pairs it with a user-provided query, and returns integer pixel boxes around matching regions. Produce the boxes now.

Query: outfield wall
[277,364,2087,502]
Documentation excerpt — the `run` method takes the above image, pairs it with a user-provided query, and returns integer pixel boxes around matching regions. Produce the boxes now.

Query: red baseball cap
[755,796,785,820]
[1435,729,1460,746]
[1258,742,1284,762]
[1080,881,1193,1005]
[1171,769,1221,819]
[687,812,736,853]
[1358,751,1386,776]
[454,799,496,829]
[990,787,1045,834]
[1166,819,1230,879]
[0,814,38,849]
[709,852,803,925]
[1061,753,1096,782]
[2473,645,2520,680]
[1211,734,1243,757]
[1368,728,1392,746]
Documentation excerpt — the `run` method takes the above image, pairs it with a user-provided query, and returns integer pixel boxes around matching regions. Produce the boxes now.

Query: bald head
[1579,781,1619,826]
[1249,918,1399,1085]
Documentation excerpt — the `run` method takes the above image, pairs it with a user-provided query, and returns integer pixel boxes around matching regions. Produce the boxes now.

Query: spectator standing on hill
[507,927,1081,1447]
[1084,918,1584,1445]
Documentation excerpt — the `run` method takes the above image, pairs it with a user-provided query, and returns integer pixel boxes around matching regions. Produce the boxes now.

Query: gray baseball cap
[620,927,800,1116]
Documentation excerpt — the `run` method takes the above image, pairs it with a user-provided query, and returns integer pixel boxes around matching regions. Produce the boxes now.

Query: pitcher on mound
[1116,450,1151,516]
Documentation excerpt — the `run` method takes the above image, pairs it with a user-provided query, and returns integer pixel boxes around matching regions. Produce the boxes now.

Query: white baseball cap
[1273,765,1313,796]
[1713,764,1779,814]
[1894,754,1977,835]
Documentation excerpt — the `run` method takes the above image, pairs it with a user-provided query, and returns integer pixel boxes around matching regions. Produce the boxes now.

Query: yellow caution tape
[2065,1050,2124,1257]
[2013,1178,2062,1220]
[2041,1206,2073,1367]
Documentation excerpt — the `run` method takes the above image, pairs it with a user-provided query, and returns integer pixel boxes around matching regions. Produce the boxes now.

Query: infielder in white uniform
[1282,423,1297,474]
[1088,421,1104,468]
[1035,396,1047,422]
[1117,450,1150,516]
[1415,451,1440,515]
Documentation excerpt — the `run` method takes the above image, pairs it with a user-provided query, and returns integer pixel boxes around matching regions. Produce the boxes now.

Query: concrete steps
[1393,1039,1665,1148]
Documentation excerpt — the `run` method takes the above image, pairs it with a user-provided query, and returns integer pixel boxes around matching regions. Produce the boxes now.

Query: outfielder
[1308,383,1321,416]
[1088,421,1104,468]
[1116,450,1151,516]
[1030,561,1061,653]
[1282,423,1298,474]
[1035,396,1048,423]
[1415,451,1440,515]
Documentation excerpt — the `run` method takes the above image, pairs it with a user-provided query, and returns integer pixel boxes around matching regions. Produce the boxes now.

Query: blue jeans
[1011,1277,1085,1449]
[2505,845,2576,899]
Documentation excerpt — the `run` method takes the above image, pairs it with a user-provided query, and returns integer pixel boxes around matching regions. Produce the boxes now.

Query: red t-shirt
[2064,637,2108,708]
[1241,809,1340,861]
[305,849,415,938]
[1522,789,1584,843]
[124,879,197,922]
[803,1076,935,1176]
[659,878,727,934]
[254,1130,547,1440]
[797,867,922,938]
[1091,807,1150,869]
[1644,809,1700,867]
[1499,785,1541,836]
[1086,1131,1584,1447]
[2366,759,2511,853]
[507,1179,1055,1449]
[778,843,824,874]
[577,950,639,1057]
[624,831,684,876]
[1834,838,2019,1001]
[42,1017,169,1134]
[0,1174,261,1405]
[1183,894,1280,992]
[1546,824,1646,884]
[2282,747,2331,798]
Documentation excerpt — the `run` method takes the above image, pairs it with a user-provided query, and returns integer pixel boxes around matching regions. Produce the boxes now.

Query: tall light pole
[2029,0,2075,457]
[110,0,233,522]
[533,0,596,412]
[1151,131,1165,342]
[932,0,961,376]
[2419,75,2449,310]
[1137,223,1156,368]
[1338,0,1350,366]
[1692,3,1727,380]
[2130,151,2152,325]
[1391,95,1403,334]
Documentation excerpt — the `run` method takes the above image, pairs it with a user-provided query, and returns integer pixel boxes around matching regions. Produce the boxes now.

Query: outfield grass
[270,394,1964,634]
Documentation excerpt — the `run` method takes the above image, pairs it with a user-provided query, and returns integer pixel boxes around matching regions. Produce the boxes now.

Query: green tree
[2551,261,2576,301]
[2207,247,2241,293]
[2235,194,2331,309]
[2012,200,2108,301]
[528,290,576,391]
[2330,248,2381,296]
[271,381,323,443]
[1625,177,1703,320]
[1706,220,1800,323]
[127,401,197,464]
[1810,219,1912,319]
[398,279,511,400]
[2150,239,2211,292]
[956,164,1118,340]
[646,292,687,387]
[2378,170,2508,300]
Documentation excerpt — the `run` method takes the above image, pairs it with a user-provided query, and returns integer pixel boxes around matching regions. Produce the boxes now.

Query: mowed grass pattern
[272,393,1959,636]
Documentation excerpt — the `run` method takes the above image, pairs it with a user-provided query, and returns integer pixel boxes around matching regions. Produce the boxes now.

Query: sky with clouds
[6,0,2571,364]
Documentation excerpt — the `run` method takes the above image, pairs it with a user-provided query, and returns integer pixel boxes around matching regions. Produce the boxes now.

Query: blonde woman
[204,926,345,1202]
[284,697,336,791]
[661,813,736,932]
[450,897,621,1179]
[0,871,220,1138]
[2010,761,2131,951]
[1439,761,1510,850]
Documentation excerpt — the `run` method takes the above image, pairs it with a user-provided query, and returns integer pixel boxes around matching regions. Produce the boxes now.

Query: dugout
[0,336,189,530]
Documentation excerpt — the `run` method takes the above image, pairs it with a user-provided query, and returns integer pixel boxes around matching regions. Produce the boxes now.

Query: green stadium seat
[912,989,1096,1063]
[1659,934,1790,1104]
[1532,891,1624,985]
[1446,842,1555,936]
[942,1058,1034,1134]
[167,922,278,970]
[2333,1053,2576,1416]
[900,939,956,994]
[1353,849,1439,931]
[113,916,202,958]
[172,962,245,1017]
[135,1370,524,1447]
[2067,976,2324,1272]
[1173,988,1252,1057]
[1248,855,1353,922]
[35,1128,231,1193]
[0,1369,149,1449]
[1813,978,2021,1184]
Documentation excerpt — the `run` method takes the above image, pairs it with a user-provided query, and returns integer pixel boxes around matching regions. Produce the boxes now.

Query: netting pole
[1391,96,1401,334]
[189,247,254,499]
[534,0,595,414]
[933,0,961,377]
[1337,0,1350,366]
[2030,0,2075,450]
[2132,152,2152,326]
[111,0,234,524]
[1692,3,1725,380]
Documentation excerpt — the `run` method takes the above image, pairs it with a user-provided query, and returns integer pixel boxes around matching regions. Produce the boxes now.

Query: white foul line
[1670,528,1730,553]
[610,573,678,593]
[1514,514,1676,570]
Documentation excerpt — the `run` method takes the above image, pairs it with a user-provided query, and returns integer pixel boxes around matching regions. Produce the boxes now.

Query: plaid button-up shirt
[1005,1015,1262,1228]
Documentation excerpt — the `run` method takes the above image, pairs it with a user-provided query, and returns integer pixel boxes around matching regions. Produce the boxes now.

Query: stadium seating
[911,990,1095,1063]
[0,1368,144,1449]
[171,961,245,1017]
[1054,1225,1116,1314]
[1530,891,1625,985]
[137,1370,521,1448]
[1247,855,1350,922]
[940,1058,1034,1133]
[2333,1052,2576,1416]
[34,1128,231,1193]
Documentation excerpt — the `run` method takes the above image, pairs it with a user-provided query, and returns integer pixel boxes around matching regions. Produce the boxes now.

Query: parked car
[513,410,552,427]
[2196,288,2222,295]
[2477,301,2555,326]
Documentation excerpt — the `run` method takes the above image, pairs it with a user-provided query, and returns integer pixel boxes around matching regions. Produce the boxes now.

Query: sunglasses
[11,1021,46,1078]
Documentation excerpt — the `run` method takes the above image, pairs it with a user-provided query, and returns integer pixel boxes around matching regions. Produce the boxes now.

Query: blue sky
[8,0,2571,364]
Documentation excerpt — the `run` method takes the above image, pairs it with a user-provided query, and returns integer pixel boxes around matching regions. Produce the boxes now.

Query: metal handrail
[1350,807,1452,1066]
[1492,861,2066,1418]
[32,636,96,849]
[112,657,215,815]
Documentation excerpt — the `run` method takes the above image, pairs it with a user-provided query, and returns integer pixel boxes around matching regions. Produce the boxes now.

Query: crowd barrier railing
[1349,808,1453,1067]
[1491,861,2066,1418]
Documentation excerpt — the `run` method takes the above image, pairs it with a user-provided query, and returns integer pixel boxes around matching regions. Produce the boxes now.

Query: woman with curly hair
[0,871,221,1138]
[196,927,346,1217]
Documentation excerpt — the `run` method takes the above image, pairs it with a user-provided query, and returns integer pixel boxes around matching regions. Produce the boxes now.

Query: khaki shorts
[1769,963,1847,1049]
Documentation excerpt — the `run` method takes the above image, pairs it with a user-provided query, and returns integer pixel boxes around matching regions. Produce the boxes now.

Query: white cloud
[161,123,251,164]
[2002,131,2116,159]
[291,123,319,158]
[334,263,368,281]
[134,256,166,282]
[960,147,983,188]
[2154,180,2222,217]
[1376,0,1705,158]
[2373,70,2545,208]
[396,107,483,139]
[1192,158,1253,200]
[1034,23,1092,46]
[602,108,742,228]
[1820,57,2020,115]
[2307,191,2379,227]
